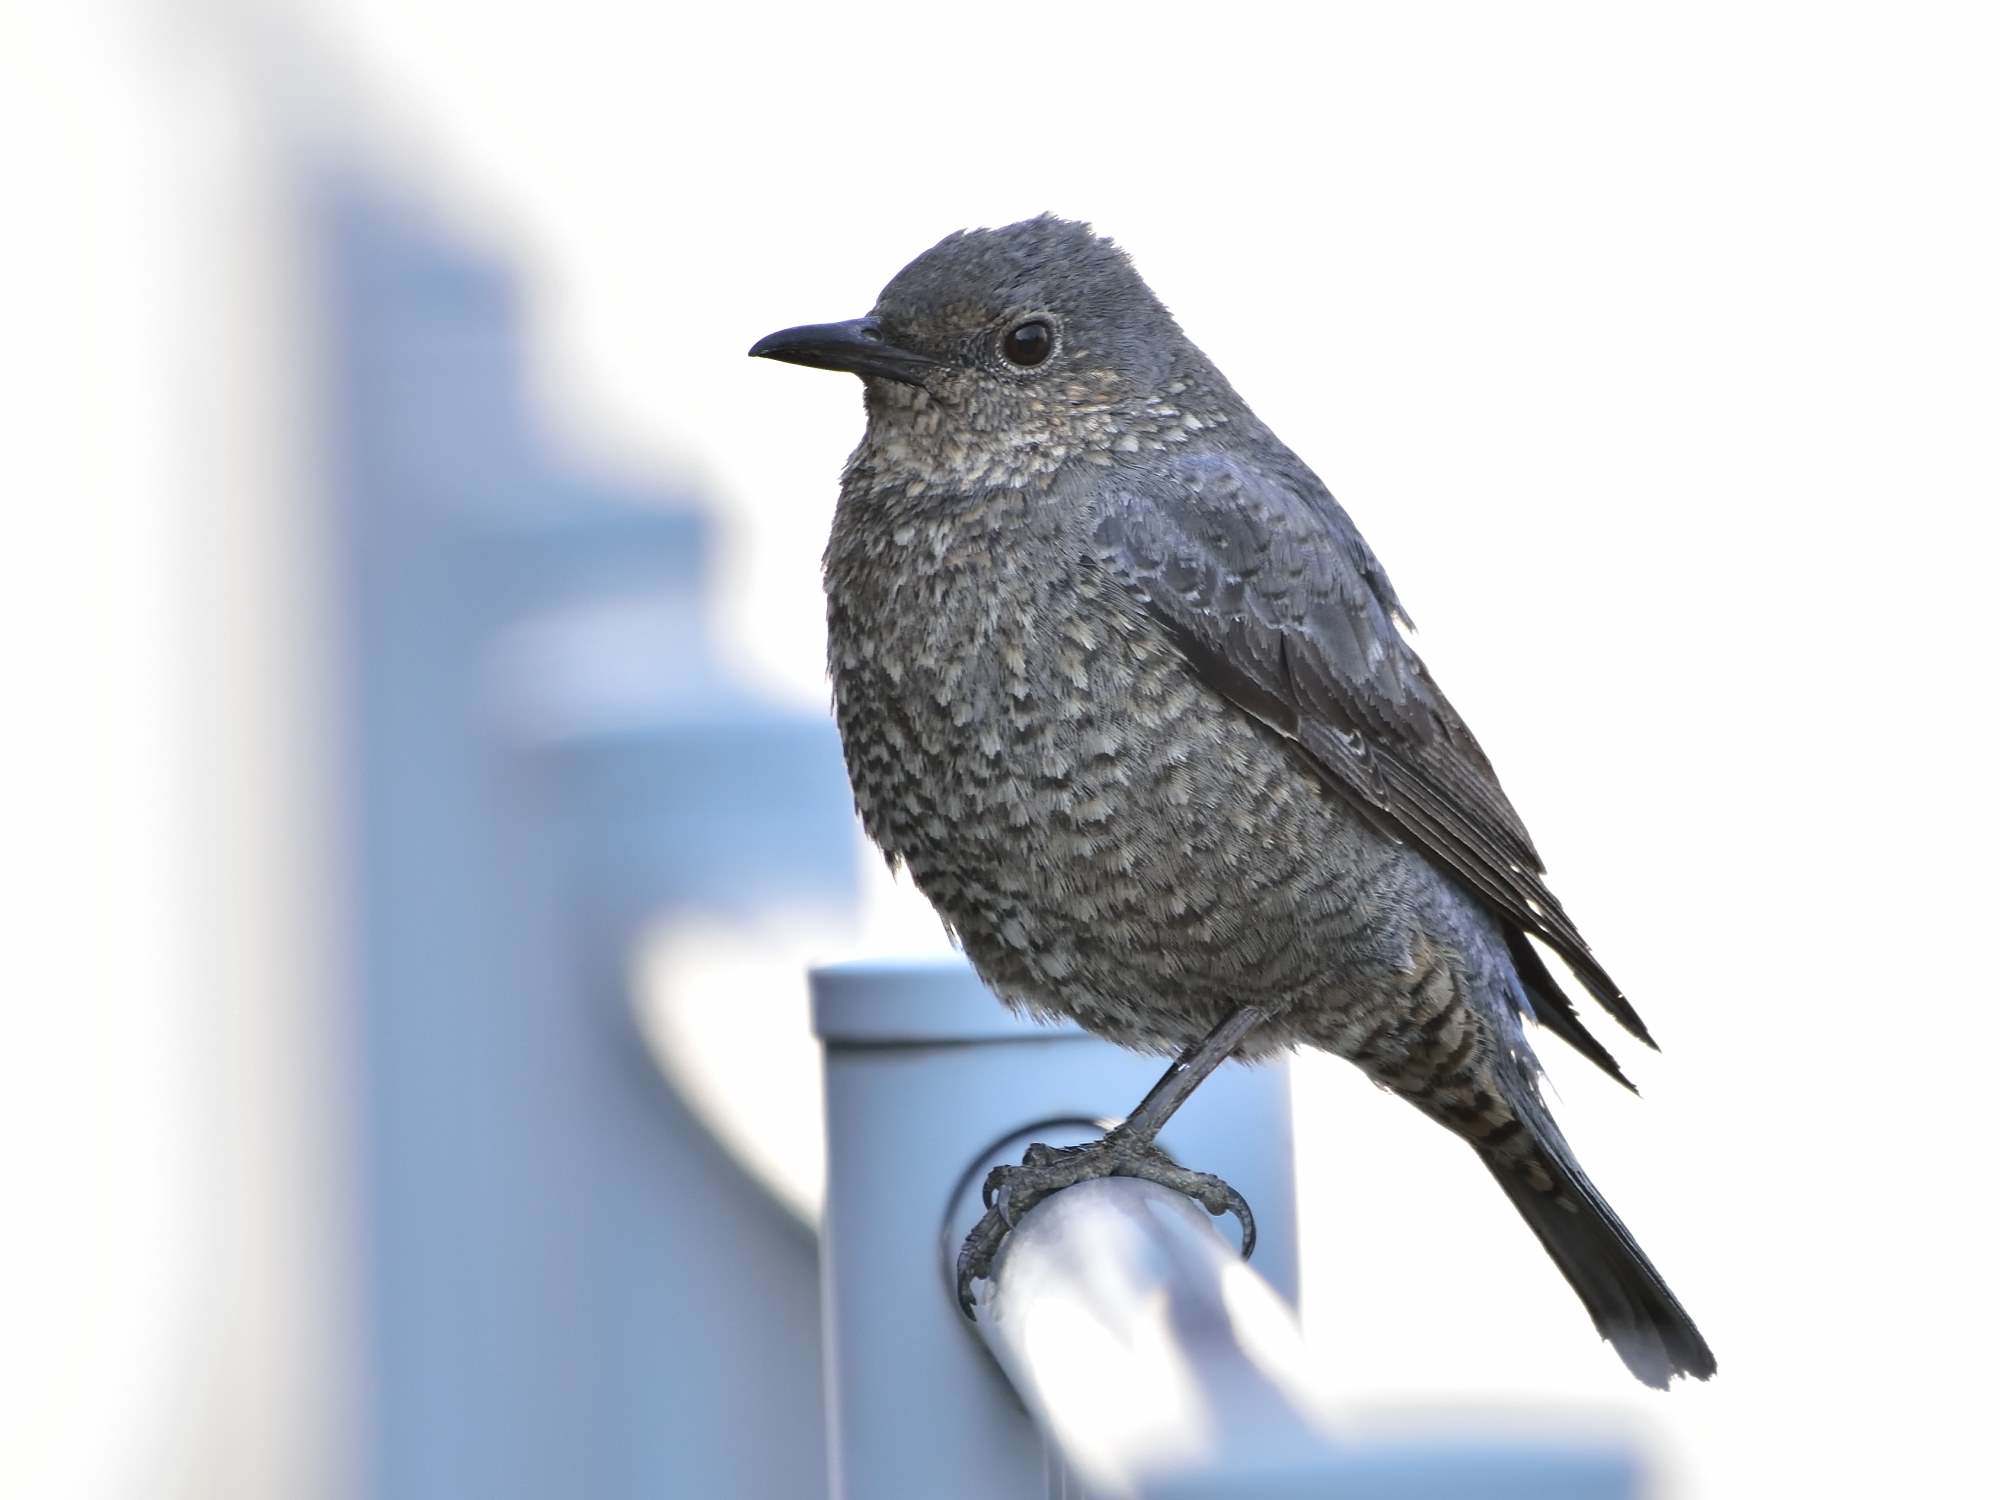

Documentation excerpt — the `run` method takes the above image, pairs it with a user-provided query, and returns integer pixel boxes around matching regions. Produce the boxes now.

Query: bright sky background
[7,3,1996,1497]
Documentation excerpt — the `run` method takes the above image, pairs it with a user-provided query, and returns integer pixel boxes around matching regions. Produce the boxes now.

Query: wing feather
[1092,450,1654,1068]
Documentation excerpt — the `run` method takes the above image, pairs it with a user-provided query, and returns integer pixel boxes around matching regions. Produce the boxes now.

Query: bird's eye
[1001,318,1053,367]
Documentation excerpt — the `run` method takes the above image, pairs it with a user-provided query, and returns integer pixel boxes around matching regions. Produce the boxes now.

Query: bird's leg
[955,1004,1268,1316]
[1113,1003,1269,1144]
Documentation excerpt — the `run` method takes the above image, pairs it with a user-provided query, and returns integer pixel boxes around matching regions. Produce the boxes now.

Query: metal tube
[960,1176,1342,1498]
[954,1177,1642,1499]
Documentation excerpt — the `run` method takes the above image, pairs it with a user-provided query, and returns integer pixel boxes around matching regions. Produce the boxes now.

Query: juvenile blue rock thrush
[751,216,1715,1387]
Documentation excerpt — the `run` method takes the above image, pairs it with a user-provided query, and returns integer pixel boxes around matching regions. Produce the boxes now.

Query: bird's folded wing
[1090,450,1652,1065]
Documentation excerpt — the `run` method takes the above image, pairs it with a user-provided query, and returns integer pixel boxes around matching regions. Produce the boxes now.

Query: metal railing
[814,959,1641,1500]
[960,1176,1345,1496]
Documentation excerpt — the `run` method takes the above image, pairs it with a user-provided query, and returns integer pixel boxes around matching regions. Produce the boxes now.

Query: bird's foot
[953,1133,1256,1317]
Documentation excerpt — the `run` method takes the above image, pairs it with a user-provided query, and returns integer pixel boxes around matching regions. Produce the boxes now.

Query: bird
[750,215,1715,1388]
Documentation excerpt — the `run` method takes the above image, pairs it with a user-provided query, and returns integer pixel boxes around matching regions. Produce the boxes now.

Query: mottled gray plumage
[753,216,1714,1387]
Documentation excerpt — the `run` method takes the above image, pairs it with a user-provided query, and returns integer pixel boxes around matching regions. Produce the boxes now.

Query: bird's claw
[954,1135,1256,1318]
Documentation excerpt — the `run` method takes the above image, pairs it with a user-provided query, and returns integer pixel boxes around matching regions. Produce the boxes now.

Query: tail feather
[1486,1125,1717,1389]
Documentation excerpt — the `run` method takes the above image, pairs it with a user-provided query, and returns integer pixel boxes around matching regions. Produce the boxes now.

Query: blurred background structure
[5,4,1997,1498]
[322,168,859,1497]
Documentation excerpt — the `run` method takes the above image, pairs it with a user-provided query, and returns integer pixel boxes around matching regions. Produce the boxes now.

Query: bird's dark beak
[748,317,939,386]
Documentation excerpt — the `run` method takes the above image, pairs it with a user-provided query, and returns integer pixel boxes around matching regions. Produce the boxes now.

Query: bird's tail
[1483,1114,1717,1389]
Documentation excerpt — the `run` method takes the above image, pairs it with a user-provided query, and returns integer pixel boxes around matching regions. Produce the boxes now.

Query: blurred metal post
[319,169,856,1500]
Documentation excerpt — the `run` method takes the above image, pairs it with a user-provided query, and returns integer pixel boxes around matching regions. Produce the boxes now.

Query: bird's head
[751,216,1218,486]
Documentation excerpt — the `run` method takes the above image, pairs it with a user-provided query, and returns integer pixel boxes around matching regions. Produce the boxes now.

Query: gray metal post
[814,959,1644,1499]
[812,959,1300,1500]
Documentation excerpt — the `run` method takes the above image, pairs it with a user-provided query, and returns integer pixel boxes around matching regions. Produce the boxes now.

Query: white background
[5,3,1995,1496]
